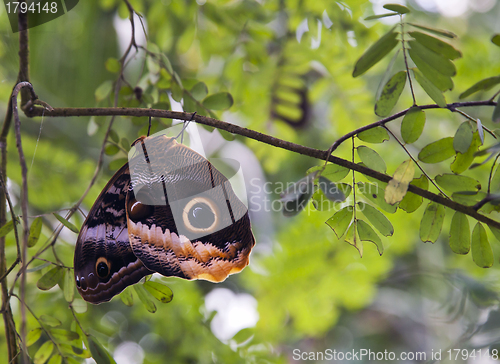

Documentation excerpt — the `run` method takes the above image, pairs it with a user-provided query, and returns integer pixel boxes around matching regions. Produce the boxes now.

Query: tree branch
[24,103,500,230]
[328,100,497,154]
[11,81,37,363]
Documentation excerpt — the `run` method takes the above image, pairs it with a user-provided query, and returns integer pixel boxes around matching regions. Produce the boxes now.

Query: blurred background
[2,0,500,363]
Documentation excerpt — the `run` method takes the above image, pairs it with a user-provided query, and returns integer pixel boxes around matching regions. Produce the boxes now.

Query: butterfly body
[74,135,255,303]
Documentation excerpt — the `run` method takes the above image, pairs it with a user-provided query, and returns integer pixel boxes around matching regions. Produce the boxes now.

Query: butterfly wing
[74,163,152,304]
[125,135,255,282]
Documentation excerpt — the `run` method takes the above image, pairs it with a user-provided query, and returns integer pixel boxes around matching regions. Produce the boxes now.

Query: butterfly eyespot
[95,257,111,279]
[127,198,154,221]
[75,276,81,288]
[79,276,87,290]
[182,197,219,233]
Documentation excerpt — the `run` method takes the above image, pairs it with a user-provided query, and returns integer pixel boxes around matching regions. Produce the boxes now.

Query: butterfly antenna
[147,115,152,136]
[175,112,197,143]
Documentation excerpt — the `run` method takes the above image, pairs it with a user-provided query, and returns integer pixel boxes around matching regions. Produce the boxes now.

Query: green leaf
[120,137,130,150]
[399,174,428,212]
[160,54,173,74]
[143,281,174,303]
[109,158,128,171]
[365,13,399,20]
[357,146,386,173]
[105,58,121,73]
[71,299,88,314]
[232,328,254,344]
[435,173,480,193]
[385,159,415,205]
[134,285,157,313]
[183,92,197,112]
[492,34,500,47]
[493,95,500,123]
[472,223,494,268]
[449,212,470,255]
[28,217,43,248]
[313,185,350,211]
[95,80,113,102]
[120,288,134,306]
[357,127,390,143]
[407,23,457,38]
[37,266,64,291]
[202,92,234,110]
[27,262,51,273]
[409,31,462,60]
[418,137,455,163]
[316,177,347,202]
[419,202,445,243]
[65,357,84,364]
[108,129,119,144]
[477,119,485,147]
[48,354,62,364]
[26,328,43,346]
[451,191,486,206]
[492,165,500,194]
[281,175,314,217]
[219,129,236,141]
[344,221,362,257]
[326,206,353,239]
[88,336,114,364]
[306,164,350,182]
[412,69,447,107]
[383,4,410,13]
[408,50,454,91]
[34,341,54,364]
[453,122,473,154]
[358,182,398,213]
[357,219,384,255]
[312,190,333,211]
[171,78,183,102]
[147,53,161,74]
[451,132,482,174]
[59,343,89,359]
[104,144,120,156]
[489,226,500,242]
[459,76,500,99]
[39,315,61,327]
[409,41,456,77]
[352,27,399,77]
[0,220,15,238]
[358,202,394,237]
[401,107,426,143]
[49,329,79,343]
[191,82,208,101]
[374,71,407,117]
[63,268,75,303]
[53,213,79,233]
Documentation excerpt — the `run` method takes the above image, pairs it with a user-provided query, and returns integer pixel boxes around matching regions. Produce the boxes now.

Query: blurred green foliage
[2,0,500,363]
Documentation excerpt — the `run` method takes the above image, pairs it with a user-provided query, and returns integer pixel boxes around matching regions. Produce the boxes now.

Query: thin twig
[11,293,66,361]
[11,81,37,363]
[487,154,500,194]
[327,100,497,155]
[452,108,496,139]
[0,173,22,267]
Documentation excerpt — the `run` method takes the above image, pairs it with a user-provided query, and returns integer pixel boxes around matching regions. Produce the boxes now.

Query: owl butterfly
[74,133,255,304]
